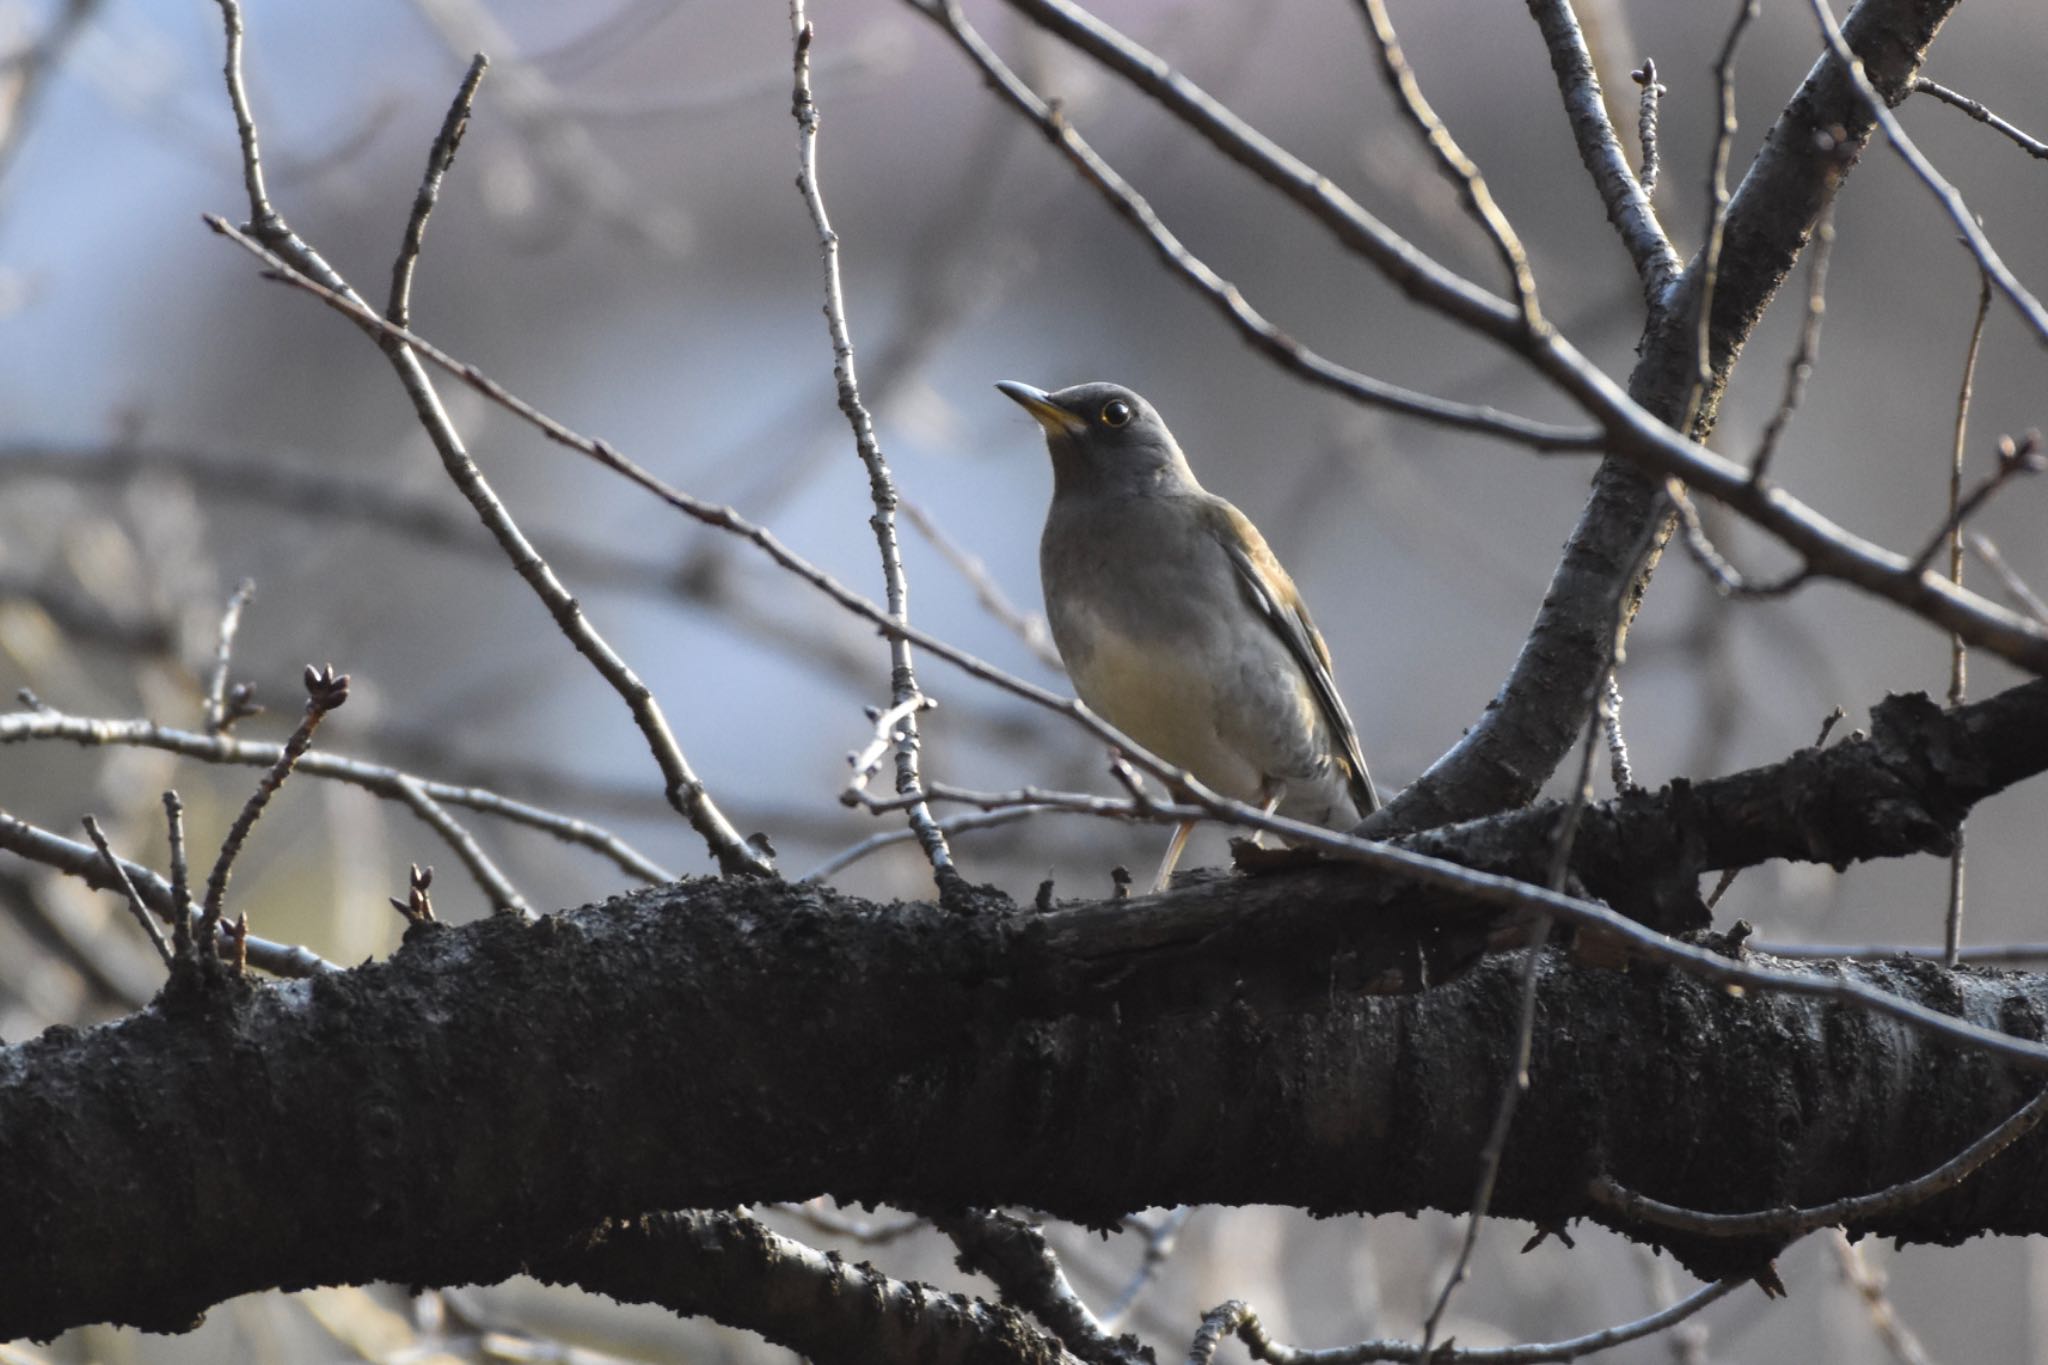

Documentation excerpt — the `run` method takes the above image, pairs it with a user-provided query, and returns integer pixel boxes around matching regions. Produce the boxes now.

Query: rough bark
[2,681,2045,1341]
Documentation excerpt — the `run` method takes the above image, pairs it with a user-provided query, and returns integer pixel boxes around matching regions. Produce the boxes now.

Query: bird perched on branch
[998,380,1378,892]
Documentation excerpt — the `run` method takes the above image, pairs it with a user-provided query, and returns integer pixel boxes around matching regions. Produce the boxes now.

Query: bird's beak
[996,380,1087,437]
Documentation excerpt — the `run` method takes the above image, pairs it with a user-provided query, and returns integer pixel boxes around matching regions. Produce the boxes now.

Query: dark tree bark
[4,681,2045,1343]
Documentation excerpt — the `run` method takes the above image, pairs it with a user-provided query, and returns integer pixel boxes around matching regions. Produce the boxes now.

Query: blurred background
[3,0,2045,1359]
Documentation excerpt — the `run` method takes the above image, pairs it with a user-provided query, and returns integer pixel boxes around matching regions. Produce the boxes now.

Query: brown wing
[1212,503,1380,815]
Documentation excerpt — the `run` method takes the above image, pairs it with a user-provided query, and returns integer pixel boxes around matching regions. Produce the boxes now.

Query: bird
[997,379,1378,892]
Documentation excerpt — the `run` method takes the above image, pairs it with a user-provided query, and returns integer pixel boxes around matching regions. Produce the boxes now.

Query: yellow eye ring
[1101,399,1133,428]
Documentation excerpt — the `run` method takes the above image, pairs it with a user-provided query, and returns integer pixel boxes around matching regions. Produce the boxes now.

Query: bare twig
[1911,77,2048,160]
[790,2,960,898]
[1906,432,2044,578]
[1748,206,1835,483]
[1,707,669,884]
[0,806,336,976]
[800,803,1061,883]
[1969,534,2048,626]
[1666,480,1809,599]
[899,496,1063,671]
[1806,0,2048,345]
[1190,1276,1742,1364]
[208,158,2048,676]
[1355,0,1543,332]
[1591,1083,2048,1239]
[163,790,193,959]
[1943,273,1992,967]
[206,0,770,879]
[201,664,349,945]
[81,815,173,966]
[1101,1208,1190,1332]
[1524,0,1681,302]
[203,579,257,736]
[1682,0,1759,439]
[1632,59,1665,196]
[1831,1233,1938,1365]
[390,774,529,916]
[907,1,1598,451]
[388,53,488,328]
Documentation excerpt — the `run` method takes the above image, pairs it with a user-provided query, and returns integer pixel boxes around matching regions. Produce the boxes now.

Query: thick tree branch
[4,676,2046,1339]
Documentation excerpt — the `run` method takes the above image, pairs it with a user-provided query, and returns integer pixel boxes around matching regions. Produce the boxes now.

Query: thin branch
[208,116,2048,676]
[0,707,670,884]
[1911,77,2048,160]
[1905,431,2043,578]
[1101,1208,1190,1332]
[899,495,1063,672]
[1969,533,2048,626]
[390,774,530,916]
[1590,1083,2048,1239]
[388,53,488,328]
[1632,59,1665,197]
[1806,0,2048,346]
[1682,0,1759,439]
[800,803,1060,883]
[202,579,256,736]
[1190,1277,1742,1363]
[911,0,1598,450]
[1943,271,1991,968]
[0,806,336,976]
[1666,479,1810,599]
[163,790,193,960]
[1524,0,1681,302]
[1748,206,1835,483]
[201,664,349,946]
[81,815,173,967]
[1354,0,1543,332]
[1831,1233,1938,1365]
[206,0,770,879]
[790,2,961,898]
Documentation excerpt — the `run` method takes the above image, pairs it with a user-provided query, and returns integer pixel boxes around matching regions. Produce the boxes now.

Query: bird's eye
[1100,400,1133,428]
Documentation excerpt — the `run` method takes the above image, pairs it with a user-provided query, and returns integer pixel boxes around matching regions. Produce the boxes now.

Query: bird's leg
[1247,781,1284,848]
[1150,819,1197,894]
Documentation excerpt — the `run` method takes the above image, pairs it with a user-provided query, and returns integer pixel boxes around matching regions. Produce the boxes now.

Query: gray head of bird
[996,380,1201,500]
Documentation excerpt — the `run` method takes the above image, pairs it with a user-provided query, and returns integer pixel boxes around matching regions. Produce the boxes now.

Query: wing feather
[1213,505,1380,816]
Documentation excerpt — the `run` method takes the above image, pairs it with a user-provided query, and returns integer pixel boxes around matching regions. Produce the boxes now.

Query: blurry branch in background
[1970,533,2048,626]
[200,578,256,736]
[0,707,670,885]
[1942,273,1993,966]
[0,0,101,188]
[1910,76,2048,159]
[207,0,771,878]
[405,0,689,252]
[1748,205,1835,483]
[790,1,961,899]
[1830,1233,1939,1365]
